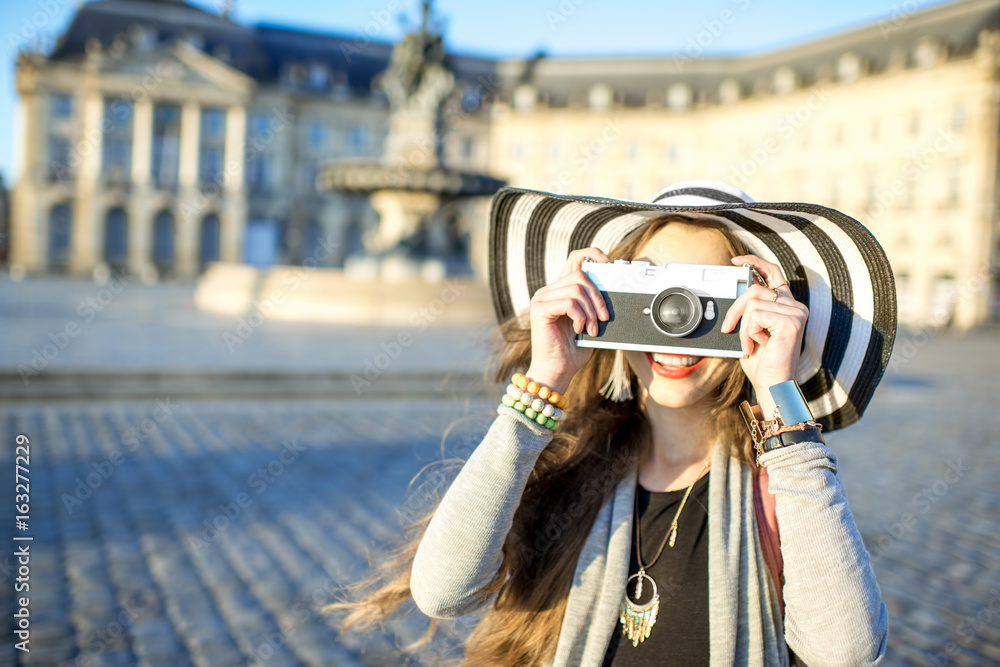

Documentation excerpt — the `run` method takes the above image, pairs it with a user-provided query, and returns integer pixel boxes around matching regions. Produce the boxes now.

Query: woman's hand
[524,248,612,395]
[720,254,809,417]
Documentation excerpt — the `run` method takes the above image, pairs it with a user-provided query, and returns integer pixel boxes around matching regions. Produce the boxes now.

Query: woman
[328,181,894,666]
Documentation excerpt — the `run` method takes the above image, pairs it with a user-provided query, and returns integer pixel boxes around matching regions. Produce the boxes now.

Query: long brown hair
[323,214,756,665]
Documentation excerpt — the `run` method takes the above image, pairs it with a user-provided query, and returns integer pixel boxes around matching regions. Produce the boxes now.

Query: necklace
[618,458,711,647]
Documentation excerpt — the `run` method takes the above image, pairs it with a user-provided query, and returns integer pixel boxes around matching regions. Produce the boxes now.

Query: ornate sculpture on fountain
[381,1,455,170]
[319,1,505,278]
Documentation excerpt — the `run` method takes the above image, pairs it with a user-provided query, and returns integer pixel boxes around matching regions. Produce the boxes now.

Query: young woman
[328,181,894,666]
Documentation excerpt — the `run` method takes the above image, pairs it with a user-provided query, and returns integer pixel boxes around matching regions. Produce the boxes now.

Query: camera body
[576,259,751,357]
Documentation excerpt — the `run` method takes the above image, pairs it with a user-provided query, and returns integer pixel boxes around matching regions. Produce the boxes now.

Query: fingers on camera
[563,247,610,277]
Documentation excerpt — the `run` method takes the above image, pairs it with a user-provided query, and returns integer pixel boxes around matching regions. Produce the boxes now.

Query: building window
[151,103,181,189]
[200,214,221,268]
[282,62,307,85]
[202,107,225,140]
[47,136,73,181]
[308,63,329,90]
[301,220,322,265]
[249,111,270,138]
[952,106,966,134]
[152,210,175,274]
[48,203,72,272]
[864,168,877,211]
[199,107,226,190]
[307,121,327,149]
[946,159,962,206]
[930,274,957,325]
[627,142,639,162]
[461,136,475,160]
[902,181,916,209]
[49,93,73,119]
[102,98,133,184]
[896,272,912,323]
[199,149,224,191]
[246,112,273,193]
[461,86,482,112]
[104,208,128,270]
[347,125,367,155]
[300,159,320,192]
[247,155,271,193]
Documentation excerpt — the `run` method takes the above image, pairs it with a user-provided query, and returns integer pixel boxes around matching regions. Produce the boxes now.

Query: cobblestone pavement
[0,398,493,666]
[1,331,998,666]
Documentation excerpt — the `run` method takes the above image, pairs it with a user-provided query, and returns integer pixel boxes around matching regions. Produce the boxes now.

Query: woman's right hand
[524,248,612,395]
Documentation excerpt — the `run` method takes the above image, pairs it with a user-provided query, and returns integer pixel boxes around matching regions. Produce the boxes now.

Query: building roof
[48,0,496,96]
[43,0,1000,104]
[495,0,1000,105]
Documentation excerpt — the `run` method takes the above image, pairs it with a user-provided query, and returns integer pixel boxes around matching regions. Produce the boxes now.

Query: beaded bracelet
[511,373,569,409]
[501,373,568,431]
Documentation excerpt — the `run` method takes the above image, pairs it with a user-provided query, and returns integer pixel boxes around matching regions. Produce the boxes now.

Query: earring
[600,349,634,402]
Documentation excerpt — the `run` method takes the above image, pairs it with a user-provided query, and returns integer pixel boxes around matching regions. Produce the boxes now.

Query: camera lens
[650,288,703,337]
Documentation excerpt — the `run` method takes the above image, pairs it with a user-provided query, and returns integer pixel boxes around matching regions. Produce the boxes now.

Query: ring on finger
[770,290,779,303]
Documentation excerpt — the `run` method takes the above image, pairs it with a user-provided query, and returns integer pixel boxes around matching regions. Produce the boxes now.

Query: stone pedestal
[368,190,440,254]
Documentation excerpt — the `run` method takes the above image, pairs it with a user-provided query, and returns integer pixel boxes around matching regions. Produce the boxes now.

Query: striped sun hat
[487,180,897,431]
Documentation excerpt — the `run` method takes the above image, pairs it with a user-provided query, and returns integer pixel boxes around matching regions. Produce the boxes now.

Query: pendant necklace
[618,457,710,647]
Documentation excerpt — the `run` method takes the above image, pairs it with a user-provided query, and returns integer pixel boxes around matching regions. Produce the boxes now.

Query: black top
[602,471,711,667]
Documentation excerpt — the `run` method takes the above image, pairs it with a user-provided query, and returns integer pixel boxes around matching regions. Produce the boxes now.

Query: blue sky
[0,0,955,184]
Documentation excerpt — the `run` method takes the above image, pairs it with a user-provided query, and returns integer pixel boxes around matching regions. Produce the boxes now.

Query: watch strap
[761,427,824,454]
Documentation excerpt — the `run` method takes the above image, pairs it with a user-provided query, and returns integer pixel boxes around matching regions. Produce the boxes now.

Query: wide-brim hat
[487,180,897,431]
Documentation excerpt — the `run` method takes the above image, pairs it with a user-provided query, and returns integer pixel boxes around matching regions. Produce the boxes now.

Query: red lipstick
[645,352,707,379]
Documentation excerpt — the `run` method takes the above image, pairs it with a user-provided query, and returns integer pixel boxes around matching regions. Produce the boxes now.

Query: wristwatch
[764,380,824,451]
[740,380,824,462]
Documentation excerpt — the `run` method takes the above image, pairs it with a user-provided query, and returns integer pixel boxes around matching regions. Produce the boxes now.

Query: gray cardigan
[410,406,888,666]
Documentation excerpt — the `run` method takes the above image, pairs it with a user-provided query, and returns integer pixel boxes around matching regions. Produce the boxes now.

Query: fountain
[318,1,505,280]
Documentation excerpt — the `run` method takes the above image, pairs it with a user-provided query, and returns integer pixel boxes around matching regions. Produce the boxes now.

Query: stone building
[10,0,493,281]
[9,0,1000,328]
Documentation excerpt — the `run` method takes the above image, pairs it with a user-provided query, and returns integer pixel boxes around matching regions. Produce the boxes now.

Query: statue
[320,0,505,277]
[381,1,455,115]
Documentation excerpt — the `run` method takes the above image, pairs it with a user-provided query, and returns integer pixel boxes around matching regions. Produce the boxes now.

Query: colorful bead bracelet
[500,373,568,431]
[511,373,569,410]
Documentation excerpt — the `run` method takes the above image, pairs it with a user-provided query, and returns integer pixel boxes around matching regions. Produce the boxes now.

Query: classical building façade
[10,0,1000,328]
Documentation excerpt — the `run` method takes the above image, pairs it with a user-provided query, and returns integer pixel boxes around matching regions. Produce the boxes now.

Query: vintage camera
[576,259,752,357]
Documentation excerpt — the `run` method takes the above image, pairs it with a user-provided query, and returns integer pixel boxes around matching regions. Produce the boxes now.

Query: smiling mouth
[645,352,707,379]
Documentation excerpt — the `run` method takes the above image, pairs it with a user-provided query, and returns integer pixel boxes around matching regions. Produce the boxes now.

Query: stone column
[221,105,246,262]
[176,101,200,276]
[129,99,153,276]
[131,99,152,187]
[11,90,39,272]
[72,89,103,274]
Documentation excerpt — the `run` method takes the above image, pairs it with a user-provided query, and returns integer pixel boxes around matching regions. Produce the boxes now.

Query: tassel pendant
[600,349,634,402]
[619,571,660,647]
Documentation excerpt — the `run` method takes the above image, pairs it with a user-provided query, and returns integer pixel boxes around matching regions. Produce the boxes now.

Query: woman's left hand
[720,254,809,416]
